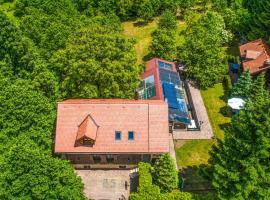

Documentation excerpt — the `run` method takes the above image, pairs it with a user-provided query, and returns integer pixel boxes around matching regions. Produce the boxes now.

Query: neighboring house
[239,39,270,76]
[54,99,169,169]
[137,58,191,130]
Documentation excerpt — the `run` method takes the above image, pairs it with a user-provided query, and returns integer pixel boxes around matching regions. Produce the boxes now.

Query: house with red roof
[137,58,192,130]
[54,99,169,169]
[239,39,270,76]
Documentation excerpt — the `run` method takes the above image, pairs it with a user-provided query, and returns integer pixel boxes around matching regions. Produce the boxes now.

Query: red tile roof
[240,39,270,75]
[140,58,177,100]
[55,99,169,154]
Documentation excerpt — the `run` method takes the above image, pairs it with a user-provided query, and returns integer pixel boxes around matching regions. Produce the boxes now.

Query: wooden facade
[60,153,161,169]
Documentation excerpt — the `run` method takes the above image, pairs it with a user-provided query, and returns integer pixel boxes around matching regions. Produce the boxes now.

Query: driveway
[76,169,138,200]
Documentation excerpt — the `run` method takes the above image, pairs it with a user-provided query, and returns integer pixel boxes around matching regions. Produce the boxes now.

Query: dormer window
[80,137,94,146]
[75,114,99,147]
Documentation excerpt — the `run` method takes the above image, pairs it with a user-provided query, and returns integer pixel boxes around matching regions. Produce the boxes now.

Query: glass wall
[138,75,156,99]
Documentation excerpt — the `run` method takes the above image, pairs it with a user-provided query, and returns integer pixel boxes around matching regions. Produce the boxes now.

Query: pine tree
[231,71,252,99]
[244,0,270,40]
[207,96,270,199]
[152,153,179,193]
[250,72,268,100]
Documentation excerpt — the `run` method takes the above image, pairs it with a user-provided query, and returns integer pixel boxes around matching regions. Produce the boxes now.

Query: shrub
[152,153,179,192]
[222,75,232,98]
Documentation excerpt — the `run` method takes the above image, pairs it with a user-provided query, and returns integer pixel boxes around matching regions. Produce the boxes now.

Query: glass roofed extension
[138,75,156,99]
[158,61,173,70]
[159,68,190,124]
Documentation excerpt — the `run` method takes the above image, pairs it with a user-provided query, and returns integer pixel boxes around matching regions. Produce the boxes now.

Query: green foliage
[137,162,153,189]
[0,139,85,200]
[222,75,233,98]
[179,0,197,14]
[160,190,193,200]
[179,11,231,89]
[207,95,270,199]
[250,72,268,100]
[0,76,55,152]
[231,71,252,99]
[158,10,177,31]
[137,0,155,22]
[149,10,177,60]
[51,25,140,98]
[152,153,179,193]
[244,0,270,40]
[0,11,25,74]
[0,11,59,99]
[150,29,177,60]
[129,161,192,200]
[16,0,81,56]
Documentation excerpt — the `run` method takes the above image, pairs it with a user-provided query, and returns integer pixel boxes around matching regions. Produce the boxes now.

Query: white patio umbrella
[228,98,246,110]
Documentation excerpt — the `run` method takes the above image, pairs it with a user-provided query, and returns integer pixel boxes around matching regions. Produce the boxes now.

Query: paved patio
[173,82,214,140]
[76,169,138,200]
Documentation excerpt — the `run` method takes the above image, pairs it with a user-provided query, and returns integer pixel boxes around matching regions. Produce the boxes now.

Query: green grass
[175,140,214,168]
[122,18,159,65]
[201,83,231,140]
[175,83,231,192]
[176,83,231,168]
[122,17,186,65]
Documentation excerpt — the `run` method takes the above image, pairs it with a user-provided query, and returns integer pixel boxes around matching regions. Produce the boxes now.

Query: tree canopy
[179,11,231,89]
[149,10,177,60]
[206,95,270,199]
[51,23,140,98]
[0,139,85,200]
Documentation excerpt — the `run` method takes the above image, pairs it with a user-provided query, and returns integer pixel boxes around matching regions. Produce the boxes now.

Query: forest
[0,0,269,199]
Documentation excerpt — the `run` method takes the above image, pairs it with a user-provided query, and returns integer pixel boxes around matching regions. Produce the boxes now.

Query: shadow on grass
[218,122,231,133]
[134,19,152,27]
[219,106,232,117]
[179,165,214,194]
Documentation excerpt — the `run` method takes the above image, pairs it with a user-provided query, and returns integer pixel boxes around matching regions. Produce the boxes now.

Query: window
[115,131,121,140]
[93,155,101,163]
[128,131,134,140]
[137,75,156,99]
[158,61,173,70]
[106,155,114,163]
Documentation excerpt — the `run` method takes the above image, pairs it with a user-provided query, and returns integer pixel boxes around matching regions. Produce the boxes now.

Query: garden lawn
[175,83,231,168]
[175,83,231,192]
[122,17,186,65]
[122,19,159,65]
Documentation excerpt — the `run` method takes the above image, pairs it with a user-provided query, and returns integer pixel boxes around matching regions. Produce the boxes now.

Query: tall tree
[231,71,252,99]
[179,11,231,89]
[0,139,85,200]
[152,153,179,193]
[51,25,140,98]
[207,96,270,199]
[149,10,177,60]
[250,72,268,100]
[0,76,55,152]
[243,0,270,40]
[158,10,177,31]
[137,0,155,22]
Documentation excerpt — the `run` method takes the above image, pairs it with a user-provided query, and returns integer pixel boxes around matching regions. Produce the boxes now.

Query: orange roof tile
[240,39,270,75]
[55,99,169,154]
